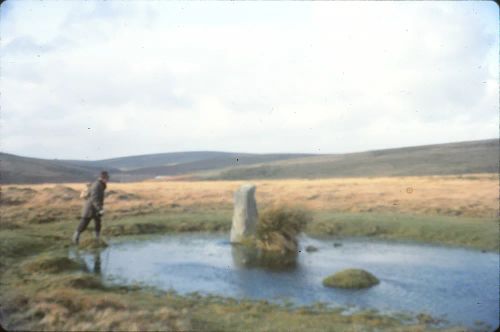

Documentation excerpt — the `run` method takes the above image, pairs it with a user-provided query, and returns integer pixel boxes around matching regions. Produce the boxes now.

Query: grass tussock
[103,212,231,236]
[1,187,37,205]
[256,206,311,253]
[0,231,47,258]
[15,288,192,331]
[231,206,313,269]
[78,238,109,250]
[323,269,380,289]
[41,185,80,202]
[21,255,83,274]
[56,274,104,289]
[310,212,499,251]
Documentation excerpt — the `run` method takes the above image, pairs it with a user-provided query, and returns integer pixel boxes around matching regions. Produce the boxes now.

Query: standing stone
[230,184,258,243]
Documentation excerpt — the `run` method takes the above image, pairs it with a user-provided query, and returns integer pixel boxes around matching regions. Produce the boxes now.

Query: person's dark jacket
[82,179,107,219]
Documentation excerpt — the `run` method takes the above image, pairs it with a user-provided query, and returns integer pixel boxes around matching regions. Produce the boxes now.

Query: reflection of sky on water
[75,233,499,330]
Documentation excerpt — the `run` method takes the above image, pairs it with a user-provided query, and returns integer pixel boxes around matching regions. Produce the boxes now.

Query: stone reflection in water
[231,244,298,271]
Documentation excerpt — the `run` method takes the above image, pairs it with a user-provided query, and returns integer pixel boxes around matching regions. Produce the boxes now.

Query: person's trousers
[77,215,101,234]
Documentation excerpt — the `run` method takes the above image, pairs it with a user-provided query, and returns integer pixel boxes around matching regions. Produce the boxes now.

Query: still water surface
[74,234,499,329]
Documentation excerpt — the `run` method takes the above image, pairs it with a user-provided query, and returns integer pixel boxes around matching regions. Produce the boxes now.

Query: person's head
[100,171,110,183]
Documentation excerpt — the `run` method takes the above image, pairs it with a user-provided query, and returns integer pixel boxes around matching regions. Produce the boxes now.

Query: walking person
[72,171,109,244]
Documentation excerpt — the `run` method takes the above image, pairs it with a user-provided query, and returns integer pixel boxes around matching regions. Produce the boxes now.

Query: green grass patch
[0,231,48,259]
[308,212,499,251]
[0,231,51,272]
[103,210,232,236]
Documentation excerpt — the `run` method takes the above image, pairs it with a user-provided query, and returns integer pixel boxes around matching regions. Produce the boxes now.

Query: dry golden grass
[9,287,192,331]
[2,173,497,220]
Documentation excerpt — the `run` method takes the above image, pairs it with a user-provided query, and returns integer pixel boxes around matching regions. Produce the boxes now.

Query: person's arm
[90,181,104,212]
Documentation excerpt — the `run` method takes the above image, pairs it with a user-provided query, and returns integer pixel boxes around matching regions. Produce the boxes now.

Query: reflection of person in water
[69,248,102,274]
[93,251,101,274]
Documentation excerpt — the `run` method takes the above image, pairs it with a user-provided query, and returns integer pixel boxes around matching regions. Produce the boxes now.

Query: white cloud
[0,1,498,159]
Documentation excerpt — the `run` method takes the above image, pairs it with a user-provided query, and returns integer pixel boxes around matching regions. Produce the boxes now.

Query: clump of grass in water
[323,269,379,289]
[255,206,311,254]
[234,206,312,269]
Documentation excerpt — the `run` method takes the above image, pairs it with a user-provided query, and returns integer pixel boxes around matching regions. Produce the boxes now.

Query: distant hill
[63,151,241,171]
[63,152,312,172]
[1,139,497,184]
[0,153,121,184]
[126,153,314,177]
[0,151,313,184]
[202,139,499,180]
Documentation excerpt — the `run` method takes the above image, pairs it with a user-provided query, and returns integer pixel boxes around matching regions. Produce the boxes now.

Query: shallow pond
[73,233,499,329]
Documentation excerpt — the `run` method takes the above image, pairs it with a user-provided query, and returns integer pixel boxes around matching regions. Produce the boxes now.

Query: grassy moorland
[0,175,498,331]
[2,174,497,249]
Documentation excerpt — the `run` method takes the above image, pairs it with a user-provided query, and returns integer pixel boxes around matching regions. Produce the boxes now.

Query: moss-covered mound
[305,245,318,253]
[323,269,379,289]
[22,256,83,274]
[78,238,109,250]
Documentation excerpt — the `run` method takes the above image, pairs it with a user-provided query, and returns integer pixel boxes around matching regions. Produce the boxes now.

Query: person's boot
[94,231,100,242]
[72,231,80,245]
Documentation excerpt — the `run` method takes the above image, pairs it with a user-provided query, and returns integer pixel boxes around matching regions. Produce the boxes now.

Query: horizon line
[1,137,497,162]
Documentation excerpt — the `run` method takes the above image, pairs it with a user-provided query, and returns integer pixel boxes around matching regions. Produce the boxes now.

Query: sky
[0,1,498,160]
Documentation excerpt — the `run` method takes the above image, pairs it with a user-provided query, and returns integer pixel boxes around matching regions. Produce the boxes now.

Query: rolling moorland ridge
[0,138,498,184]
